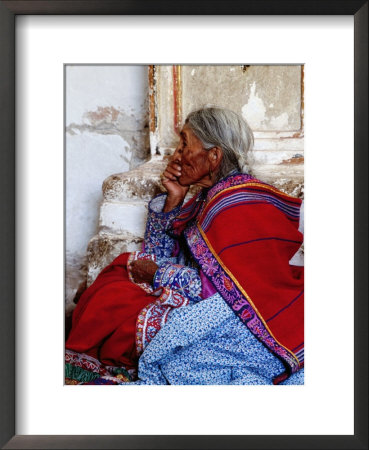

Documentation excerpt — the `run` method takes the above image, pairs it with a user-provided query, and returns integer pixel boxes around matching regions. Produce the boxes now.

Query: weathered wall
[155,65,304,194]
[65,65,150,312]
[158,65,302,148]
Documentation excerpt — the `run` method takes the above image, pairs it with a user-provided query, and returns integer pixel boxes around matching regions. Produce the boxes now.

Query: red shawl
[173,174,304,382]
[66,252,188,369]
[66,253,154,368]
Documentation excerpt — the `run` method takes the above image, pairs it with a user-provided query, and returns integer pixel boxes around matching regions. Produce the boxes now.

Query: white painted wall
[65,65,149,308]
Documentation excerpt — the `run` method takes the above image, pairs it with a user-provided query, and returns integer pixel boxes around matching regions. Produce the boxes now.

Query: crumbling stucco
[66,106,150,168]
[66,66,151,304]
[181,65,301,135]
[154,64,304,193]
[86,232,143,285]
[65,251,88,316]
[102,158,165,202]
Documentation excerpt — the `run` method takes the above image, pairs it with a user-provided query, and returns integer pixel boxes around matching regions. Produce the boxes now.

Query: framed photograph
[64,62,306,388]
[1,1,367,449]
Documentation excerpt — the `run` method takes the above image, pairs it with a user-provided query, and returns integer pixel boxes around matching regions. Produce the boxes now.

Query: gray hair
[185,107,254,181]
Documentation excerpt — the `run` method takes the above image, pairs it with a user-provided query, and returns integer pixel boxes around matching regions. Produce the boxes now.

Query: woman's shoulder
[207,172,301,205]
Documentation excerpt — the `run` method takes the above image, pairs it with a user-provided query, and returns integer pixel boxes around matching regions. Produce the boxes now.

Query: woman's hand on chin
[161,161,189,212]
[130,259,158,285]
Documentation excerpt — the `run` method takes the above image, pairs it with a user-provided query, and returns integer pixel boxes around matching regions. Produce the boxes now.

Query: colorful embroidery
[153,263,202,302]
[129,241,200,357]
[201,190,301,232]
[142,194,182,258]
[65,349,135,385]
[136,287,189,355]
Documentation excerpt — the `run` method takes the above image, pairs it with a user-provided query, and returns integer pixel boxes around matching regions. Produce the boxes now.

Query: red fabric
[197,182,304,369]
[66,253,153,368]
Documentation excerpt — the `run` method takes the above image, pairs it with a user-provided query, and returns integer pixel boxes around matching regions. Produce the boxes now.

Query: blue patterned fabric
[144,194,203,303]
[142,194,181,259]
[134,193,304,385]
[134,293,303,385]
[153,263,203,303]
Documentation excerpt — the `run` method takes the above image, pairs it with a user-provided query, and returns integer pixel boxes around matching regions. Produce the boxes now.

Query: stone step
[101,154,304,202]
[102,157,166,202]
[99,200,148,236]
[86,232,143,286]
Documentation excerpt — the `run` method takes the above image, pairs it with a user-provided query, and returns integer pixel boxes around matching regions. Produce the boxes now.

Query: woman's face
[172,124,214,187]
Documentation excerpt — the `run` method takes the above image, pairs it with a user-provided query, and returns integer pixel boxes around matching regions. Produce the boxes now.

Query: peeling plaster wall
[66,65,149,311]
[156,66,176,153]
[158,65,302,148]
[156,65,304,194]
[183,65,302,130]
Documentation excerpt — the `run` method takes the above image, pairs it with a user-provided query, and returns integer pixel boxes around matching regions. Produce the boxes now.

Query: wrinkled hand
[130,259,158,285]
[161,160,189,212]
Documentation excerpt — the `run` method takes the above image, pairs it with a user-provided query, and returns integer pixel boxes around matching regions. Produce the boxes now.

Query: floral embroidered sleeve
[153,263,203,303]
[142,193,203,303]
[142,194,182,259]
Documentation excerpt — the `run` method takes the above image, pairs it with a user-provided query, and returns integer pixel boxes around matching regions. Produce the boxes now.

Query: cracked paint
[241,82,266,129]
[86,106,120,123]
[270,112,289,129]
[67,106,150,168]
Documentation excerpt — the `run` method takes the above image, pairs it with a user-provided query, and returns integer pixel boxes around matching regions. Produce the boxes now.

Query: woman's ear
[209,147,223,169]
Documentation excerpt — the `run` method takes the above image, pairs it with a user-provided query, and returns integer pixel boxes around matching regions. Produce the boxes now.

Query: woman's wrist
[130,259,158,285]
[163,195,184,212]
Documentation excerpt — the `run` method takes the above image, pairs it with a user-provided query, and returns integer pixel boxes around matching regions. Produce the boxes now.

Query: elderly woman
[66,107,304,385]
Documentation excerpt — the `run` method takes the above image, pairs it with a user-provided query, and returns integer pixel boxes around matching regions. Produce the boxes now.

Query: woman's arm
[153,263,202,303]
[143,158,189,257]
[142,194,182,258]
[130,258,203,303]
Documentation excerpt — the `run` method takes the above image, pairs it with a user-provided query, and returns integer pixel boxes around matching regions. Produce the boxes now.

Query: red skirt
[66,253,154,369]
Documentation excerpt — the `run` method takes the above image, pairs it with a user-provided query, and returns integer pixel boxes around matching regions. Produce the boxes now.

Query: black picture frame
[1,1,367,449]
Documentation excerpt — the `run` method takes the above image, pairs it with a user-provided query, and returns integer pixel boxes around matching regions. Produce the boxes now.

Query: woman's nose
[172,147,181,163]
